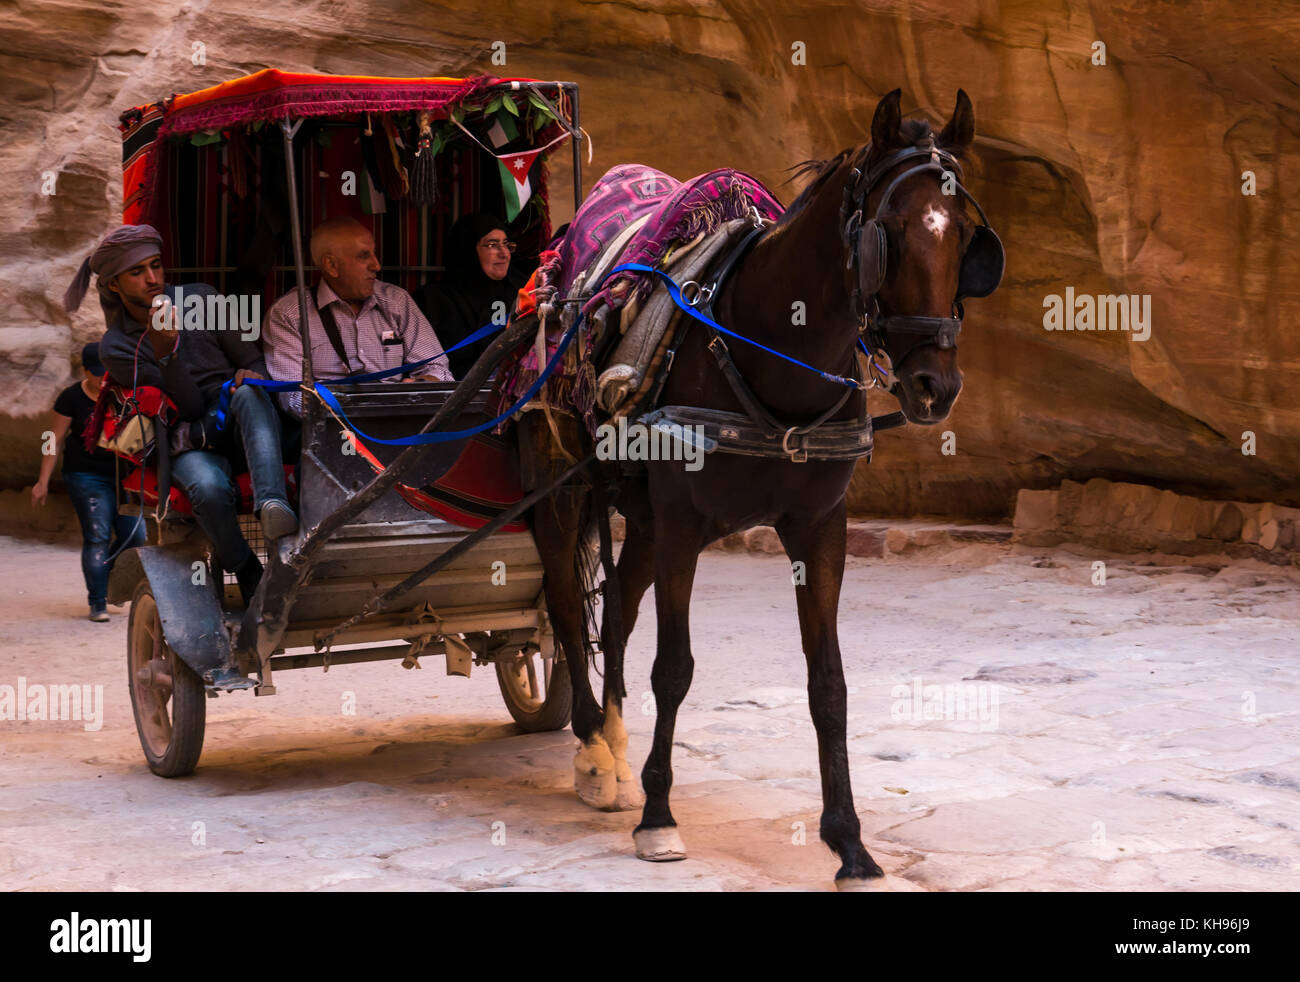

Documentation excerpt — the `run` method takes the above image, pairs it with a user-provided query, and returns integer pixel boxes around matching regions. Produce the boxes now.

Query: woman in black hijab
[416,213,526,379]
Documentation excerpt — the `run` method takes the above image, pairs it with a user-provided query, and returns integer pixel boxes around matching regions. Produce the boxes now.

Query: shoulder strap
[315,290,358,375]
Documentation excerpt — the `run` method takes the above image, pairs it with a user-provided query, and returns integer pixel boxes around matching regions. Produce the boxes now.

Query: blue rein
[213,318,520,443]
[213,262,870,447]
[607,262,866,391]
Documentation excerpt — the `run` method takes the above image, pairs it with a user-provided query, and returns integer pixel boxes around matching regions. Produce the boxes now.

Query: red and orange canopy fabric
[118,69,554,225]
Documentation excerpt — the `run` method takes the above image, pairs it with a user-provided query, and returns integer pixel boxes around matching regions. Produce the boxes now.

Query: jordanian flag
[488,112,539,222]
[498,149,542,221]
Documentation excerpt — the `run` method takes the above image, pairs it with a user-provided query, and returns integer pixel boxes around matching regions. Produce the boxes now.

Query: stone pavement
[1,534,1298,890]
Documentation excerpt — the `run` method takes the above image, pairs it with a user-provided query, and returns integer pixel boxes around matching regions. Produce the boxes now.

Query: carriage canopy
[117,69,581,299]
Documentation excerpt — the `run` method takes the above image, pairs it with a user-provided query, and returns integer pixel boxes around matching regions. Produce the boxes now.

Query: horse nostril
[914,372,940,401]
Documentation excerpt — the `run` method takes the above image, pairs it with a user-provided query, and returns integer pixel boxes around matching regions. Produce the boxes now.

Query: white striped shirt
[263,279,453,416]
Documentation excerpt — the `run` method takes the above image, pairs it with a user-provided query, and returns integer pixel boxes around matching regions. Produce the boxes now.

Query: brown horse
[525,89,1002,889]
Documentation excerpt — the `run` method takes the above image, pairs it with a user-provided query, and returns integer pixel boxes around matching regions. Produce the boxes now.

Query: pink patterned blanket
[495,163,785,430]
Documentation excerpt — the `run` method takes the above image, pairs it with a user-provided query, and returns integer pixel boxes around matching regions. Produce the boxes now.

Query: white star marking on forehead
[922,205,950,239]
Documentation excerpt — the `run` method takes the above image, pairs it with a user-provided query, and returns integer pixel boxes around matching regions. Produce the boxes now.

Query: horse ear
[937,89,975,151]
[870,88,903,149]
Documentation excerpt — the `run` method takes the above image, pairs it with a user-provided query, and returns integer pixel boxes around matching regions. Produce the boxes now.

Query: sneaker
[259,499,299,541]
[89,605,110,623]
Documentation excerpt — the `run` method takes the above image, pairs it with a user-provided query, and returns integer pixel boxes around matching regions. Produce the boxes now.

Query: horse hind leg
[599,519,656,811]
[600,698,642,811]
[533,485,617,810]
[572,516,624,810]
[573,737,618,810]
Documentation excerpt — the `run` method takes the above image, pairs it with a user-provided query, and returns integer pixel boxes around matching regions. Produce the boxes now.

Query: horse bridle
[840,136,1005,369]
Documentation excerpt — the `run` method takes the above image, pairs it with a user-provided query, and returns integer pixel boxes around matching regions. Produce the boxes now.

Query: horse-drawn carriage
[106,70,587,777]
[103,69,1004,887]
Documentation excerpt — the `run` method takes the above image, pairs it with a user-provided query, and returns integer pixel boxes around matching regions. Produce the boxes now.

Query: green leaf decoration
[451,104,465,124]
[527,92,554,117]
[190,131,224,147]
[501,96,520,117]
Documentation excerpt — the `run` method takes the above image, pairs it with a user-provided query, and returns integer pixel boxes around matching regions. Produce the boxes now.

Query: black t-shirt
[52,383,118,477]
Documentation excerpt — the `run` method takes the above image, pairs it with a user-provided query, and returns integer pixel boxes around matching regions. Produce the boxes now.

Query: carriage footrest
[203,667,258,693]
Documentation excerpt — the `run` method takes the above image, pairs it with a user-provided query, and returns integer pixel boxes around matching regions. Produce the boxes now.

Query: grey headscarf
[63,224,164,320]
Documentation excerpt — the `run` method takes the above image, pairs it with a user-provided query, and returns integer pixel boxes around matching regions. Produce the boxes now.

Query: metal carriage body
[108,70,586,775]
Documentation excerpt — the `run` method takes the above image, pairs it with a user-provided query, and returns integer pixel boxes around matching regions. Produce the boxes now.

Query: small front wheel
[127,581,207,776]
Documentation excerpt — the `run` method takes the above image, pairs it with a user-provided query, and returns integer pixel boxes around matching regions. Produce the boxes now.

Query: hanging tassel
[359,114,388,215]
[409,110,437,207]
[62,256,93,314]
[376,114,409,200]
[228,126,249,199]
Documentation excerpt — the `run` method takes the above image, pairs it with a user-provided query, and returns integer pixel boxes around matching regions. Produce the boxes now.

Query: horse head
[845,88,1003,424]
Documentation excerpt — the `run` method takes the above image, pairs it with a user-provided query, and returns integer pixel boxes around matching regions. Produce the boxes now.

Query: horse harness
[639,136,1003,463]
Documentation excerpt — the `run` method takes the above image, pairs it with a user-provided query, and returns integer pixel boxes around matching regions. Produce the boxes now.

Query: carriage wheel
[495,644,572,732]
[127,580,207,777]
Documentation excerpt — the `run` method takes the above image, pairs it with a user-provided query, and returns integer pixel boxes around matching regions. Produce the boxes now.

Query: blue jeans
[204,384,289,513]
[170,451,251,574]
[64,470,148,607]
[172,385,289,573]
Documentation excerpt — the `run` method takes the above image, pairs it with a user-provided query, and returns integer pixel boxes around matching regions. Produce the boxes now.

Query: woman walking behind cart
[31,343,147,621]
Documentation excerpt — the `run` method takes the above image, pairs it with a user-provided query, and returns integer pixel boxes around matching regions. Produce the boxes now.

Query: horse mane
[780,148,856,222]
[779,118,968,225]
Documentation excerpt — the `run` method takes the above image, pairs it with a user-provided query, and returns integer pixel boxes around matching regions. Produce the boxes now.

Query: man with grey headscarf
[65,224,295,604]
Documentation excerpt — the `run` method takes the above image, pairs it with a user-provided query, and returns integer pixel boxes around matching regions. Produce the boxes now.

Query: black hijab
[418,213,522,378]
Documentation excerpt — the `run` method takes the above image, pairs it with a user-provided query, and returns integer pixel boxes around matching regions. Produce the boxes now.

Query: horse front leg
[632,509,703,862]
[776,498,885,888]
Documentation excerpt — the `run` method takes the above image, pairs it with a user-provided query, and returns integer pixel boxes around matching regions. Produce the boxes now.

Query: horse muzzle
[894,367,961,424]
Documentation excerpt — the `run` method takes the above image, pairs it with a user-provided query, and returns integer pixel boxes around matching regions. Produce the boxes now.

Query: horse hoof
[574,741,617,810]
[612,778,645,811]
[835,874,924,892]
[634,826,687,862]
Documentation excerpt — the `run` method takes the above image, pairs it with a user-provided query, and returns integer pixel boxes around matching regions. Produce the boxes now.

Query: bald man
[263,216,452,417]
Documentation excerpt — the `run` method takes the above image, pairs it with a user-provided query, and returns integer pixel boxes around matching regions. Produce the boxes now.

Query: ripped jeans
[63,470,148,607]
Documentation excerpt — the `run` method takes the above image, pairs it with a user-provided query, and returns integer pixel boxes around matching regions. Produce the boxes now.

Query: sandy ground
[1,531,1298,892]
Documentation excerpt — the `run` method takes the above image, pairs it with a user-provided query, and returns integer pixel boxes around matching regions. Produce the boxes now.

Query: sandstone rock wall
[1014,478,1300,564]
[2,1,1295,519]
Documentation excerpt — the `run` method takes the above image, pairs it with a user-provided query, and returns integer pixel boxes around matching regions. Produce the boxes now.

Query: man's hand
[148,298,180,359]
[233,369,267,388]
[30,480,48,508]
